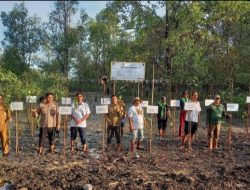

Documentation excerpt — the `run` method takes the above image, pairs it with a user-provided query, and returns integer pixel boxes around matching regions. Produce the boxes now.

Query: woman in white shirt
[181,91,201,149]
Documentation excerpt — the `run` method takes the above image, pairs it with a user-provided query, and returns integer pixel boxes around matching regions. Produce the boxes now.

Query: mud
[0,113,249,190]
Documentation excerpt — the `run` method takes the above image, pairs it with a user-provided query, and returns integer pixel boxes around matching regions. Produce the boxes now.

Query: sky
[0,1,108,51]
[0,1,165,51]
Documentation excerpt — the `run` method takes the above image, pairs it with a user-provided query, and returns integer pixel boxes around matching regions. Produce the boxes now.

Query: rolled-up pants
[208,124,221,142]
[0,125,9,155]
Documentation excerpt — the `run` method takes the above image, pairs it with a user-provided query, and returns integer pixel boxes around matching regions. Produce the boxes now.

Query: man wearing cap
[206,95,231,150]
[128,97,144,152]
[0,95,11,156]
[157,96,171,138]
[106,95,124,151]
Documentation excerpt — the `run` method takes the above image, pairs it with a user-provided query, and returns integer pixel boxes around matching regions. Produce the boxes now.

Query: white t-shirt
[185,101,201,123]
[70,102,91,128]
[128,105,144,129]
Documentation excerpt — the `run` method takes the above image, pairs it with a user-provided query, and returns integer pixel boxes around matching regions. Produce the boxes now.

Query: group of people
[0,90,233,157]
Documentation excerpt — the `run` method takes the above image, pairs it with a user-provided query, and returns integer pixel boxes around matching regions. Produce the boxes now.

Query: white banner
[59,106,72,115]
[170,100,180,107]
[247,96,250,103]
[110,62,145,81]
[147,105,158,114]
[26,96,37,103]
[61,97,72,105]
[184,102,196,111]
[96,105,108,114]
[101,98,111,105]
[141,101,149,108]
[10,102,24,111]
[227,103,239,112]
[205,99,214,107]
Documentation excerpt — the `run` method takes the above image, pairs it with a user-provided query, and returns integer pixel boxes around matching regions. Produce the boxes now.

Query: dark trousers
[70,127,86,145]
[39,127,56,147]
[107,126,121,144]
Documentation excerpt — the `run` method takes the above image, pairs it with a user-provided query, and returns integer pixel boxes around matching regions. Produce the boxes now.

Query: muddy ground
[0,112,249,190]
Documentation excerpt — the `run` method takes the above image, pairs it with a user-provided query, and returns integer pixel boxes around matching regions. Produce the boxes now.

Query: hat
[214,95,221,99]
[133,97,141,103]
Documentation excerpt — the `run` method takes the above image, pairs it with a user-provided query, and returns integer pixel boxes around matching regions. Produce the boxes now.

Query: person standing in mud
[118,95,126,138]
[156,96,171,138]
[179,91,189,137]
[0,95,12,156]
[181,91,201,149]
[128,97,144,152]
[32,92,60,155]
[70,92,91,153]
[206,95,231,150]
[106,95,124,151]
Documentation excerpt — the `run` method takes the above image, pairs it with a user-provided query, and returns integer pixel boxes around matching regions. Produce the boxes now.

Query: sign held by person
[184,102,196,111]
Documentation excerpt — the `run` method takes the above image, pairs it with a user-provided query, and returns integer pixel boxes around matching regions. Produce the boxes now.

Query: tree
[0,2,43,75]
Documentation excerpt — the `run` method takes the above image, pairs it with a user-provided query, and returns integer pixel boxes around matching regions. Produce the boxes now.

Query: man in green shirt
[157,96,171,138]
[206,95,231,150]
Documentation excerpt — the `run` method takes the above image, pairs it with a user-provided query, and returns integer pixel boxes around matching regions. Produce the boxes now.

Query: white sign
[205,99,214,106]
[96,105,108,114]
[59,106,72,115]
[170,100,180,107]
[101,98,111,105]
[227,103,239,112]
[26,96,37,103]
[247,96,250,103]
[110,62,145,81]
[10,102,24,111]
[61,97,72,105]
[184,102,196,111]
[147,106,158,114]
[141,101,148,107]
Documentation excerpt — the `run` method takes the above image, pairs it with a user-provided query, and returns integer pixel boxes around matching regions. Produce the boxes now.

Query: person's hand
[31,109,37,117]
[56,126,60,131]
[76,119,82,125]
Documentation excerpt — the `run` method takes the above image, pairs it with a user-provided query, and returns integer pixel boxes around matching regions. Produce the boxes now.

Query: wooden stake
[15,111,18,155]
[63,115,67,155]
[228,116,232,151]
[173,108,176,140]
[149,64,155,155]
[102,115,105,153]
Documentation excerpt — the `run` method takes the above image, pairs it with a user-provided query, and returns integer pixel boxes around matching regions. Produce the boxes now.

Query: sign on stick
[147,106,158,114]
[227,103,239,112]
[59,106,72,115]
[61,97,72,105]
[101,98,111,105]
[10,102,24,111]
[96,105,108,114]
[205,99,214,107]
[170,100,180,107]
[110,62,145,81]
[26,96,37,103]
[141,101,148,108]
